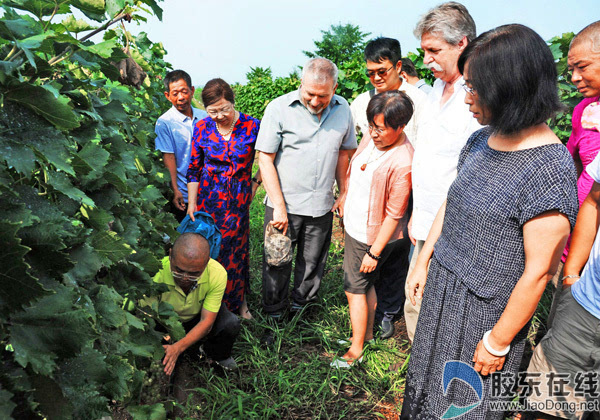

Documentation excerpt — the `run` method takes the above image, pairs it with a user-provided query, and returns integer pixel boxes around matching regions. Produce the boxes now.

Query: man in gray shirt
[257,58,357,334]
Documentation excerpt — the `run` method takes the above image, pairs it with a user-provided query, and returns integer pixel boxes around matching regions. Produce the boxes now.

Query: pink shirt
[343,133,413,244]
[563,96,600,260]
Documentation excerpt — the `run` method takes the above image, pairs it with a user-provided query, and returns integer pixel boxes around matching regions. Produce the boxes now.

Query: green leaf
[4,0,70,19]
[60,15,97,33]
[0,221,48,317]
[63,243,101,285]
[30,374,73,420]
[71,0,106,22]
[0,137,36,175]
[80,203,113,230]
[15,32,52,68]
[0,389,16,419]
[82,39,118,59]
[90,230,133,264]
[125,311,145,330]
[91,285,127,328]
[128,403,167,420]
[47,171,94,206]
[4,83,80,130]
[105,0,126,18]
[10,284,96,375]
[141,0,163,20]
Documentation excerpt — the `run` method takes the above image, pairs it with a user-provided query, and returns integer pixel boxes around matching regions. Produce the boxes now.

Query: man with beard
[256,57,357,343]
[404,1,482,342]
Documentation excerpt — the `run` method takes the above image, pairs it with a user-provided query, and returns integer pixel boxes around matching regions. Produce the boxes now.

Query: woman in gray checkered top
[401,24,579,419]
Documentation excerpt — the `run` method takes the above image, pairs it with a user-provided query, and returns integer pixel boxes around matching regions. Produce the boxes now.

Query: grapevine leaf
[55,347,110,419]
[47,171,95,206]
[4,83,80,130]
[80,203,113,230]
[0,221,48,316]
[29,374,73,420]
[141,0,162,20]
[10,284,96,375]
[30,133,75,176]
[91,285,127,328]
[128,403,167,420]
[0,137,36,175]
[71,135,110,177]
[15,32,52,68]
[0,189,38,228]
[71,0,106,22]
[60,15,97,33]
[103,355,134,400]
[105,0,126,18]
[82,38,118,58]
[125,311,145,330]
[3,0,70,18]
[64,243,103,283]
[0,389,16,419]
[90,230,133,264]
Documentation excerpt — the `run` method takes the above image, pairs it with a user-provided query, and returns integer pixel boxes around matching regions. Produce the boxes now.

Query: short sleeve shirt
[155,106,207,202]
[140,257,227,322]
[433,128,578,303]
[255,89,357,217]
[571,153,600,319]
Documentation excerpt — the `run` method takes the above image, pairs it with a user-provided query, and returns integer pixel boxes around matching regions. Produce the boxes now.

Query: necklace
[216,112,237,137]
[360,145,389,171]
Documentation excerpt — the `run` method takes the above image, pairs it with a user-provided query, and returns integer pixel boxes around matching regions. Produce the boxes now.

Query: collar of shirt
[286,88,342,113]
[159,259,209,296]
[169,106,206,123]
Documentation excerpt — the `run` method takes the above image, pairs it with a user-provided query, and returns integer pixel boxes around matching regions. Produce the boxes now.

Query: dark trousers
[374,236,411,323]
[178,303,240,361]
[262,206,333,314]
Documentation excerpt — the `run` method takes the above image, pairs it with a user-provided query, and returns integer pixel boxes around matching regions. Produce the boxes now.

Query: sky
[130,0,596,87]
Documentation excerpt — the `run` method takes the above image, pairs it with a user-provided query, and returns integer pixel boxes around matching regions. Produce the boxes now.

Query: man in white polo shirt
[404,2,481,342]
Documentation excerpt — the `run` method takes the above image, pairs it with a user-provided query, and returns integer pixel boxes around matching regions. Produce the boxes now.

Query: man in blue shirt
[155,70,207,222]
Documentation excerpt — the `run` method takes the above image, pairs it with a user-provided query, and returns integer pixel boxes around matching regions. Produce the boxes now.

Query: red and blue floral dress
[186,113,260,313]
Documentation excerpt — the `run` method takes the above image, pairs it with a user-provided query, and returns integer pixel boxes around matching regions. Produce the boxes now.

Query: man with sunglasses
[140,232,240,374]
[350,37,427,146]
[349,37,426,339]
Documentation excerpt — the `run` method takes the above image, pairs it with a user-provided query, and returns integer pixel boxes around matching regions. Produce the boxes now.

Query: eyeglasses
[206,104,234,117]
[366,65,394,79]
[368,125,386,135]
[462,83,476,95]
[171,270,202,282]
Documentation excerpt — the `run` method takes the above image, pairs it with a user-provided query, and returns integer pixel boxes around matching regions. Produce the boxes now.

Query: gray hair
[301,57,339,85]
[571,20,600,53]
[414,1,476,45]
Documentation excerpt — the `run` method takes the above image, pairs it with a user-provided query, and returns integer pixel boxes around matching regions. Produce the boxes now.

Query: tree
[303,23,370,67]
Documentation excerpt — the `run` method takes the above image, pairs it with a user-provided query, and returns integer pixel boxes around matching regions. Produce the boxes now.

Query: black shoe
[379,320,395,339]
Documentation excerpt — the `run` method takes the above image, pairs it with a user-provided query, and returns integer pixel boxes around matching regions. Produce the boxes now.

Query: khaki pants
[404,240,425,343]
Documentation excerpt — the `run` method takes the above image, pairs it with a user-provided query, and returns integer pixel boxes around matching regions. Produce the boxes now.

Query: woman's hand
[406,262,428,306]
[360,253,378,273]
[473,339,506,376]
[186,204,196,222]
[331,194,346,218]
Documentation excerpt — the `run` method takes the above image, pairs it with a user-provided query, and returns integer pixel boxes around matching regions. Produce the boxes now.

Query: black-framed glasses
[462,83,476,95]
[366,65,394,78]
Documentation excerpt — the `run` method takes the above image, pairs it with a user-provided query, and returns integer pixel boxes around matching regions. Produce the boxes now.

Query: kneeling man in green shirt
[142,232,240,374]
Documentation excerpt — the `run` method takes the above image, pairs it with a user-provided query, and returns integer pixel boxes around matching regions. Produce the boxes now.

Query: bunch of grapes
[142,359,171,404]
